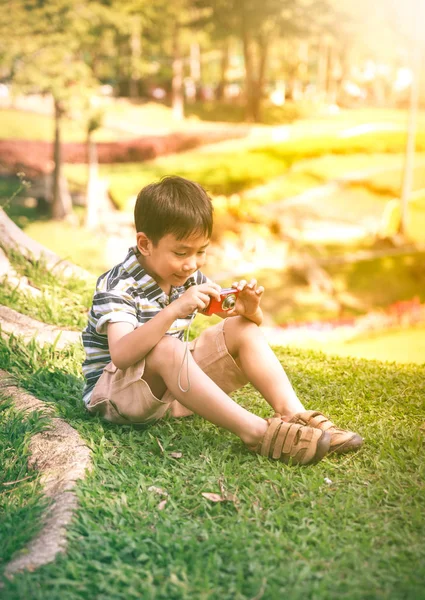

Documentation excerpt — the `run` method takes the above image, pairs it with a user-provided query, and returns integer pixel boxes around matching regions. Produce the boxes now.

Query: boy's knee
[148,336,185,372]
[225,315,258,338]
[223,316,261,355]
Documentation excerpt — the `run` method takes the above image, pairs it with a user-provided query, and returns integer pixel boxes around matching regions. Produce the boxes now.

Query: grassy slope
[0,334,424,599]
[0,395,49,568]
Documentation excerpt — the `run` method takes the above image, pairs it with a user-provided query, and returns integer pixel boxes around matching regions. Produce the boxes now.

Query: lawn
[1,332,424,599]
[299,325,425,365]
[0,109,126,143]
[1,232,425,597]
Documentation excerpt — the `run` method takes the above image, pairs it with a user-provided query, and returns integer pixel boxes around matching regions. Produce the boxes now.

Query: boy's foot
[248,417,330,466]
[284,410,363,454]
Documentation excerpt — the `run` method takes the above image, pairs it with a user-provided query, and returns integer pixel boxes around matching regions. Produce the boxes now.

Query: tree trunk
[399,3,424,237]
[172,23,184,121]
[216,42,229,101]
[51,99,72,220]
[317,36,329,101]
[129,15,142,98]
[251,35,269,122]
[0,208,91,280]
[241,14,255,122]
[84,132,100,230]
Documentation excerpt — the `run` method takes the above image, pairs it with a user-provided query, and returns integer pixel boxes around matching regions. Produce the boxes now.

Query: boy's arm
[108,282,221,370]
[107,304,180,370]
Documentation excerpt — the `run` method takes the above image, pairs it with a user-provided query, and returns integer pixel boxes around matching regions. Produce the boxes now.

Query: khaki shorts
[86,320,248,425]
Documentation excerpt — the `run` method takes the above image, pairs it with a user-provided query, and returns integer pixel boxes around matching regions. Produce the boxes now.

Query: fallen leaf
[201,492,237,503]
[170,452,183,459]
[157,500,167,510]
[202,492,224,502]
[148,485,168,497]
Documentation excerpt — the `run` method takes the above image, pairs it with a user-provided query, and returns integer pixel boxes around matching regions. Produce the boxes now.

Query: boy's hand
[227,279,264,323]
[171,282,221,318]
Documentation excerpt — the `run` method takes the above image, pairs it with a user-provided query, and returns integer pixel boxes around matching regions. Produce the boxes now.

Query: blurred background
[1,0,424,363]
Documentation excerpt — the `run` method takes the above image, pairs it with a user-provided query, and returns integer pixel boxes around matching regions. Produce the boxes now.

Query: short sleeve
[92,291,138,335]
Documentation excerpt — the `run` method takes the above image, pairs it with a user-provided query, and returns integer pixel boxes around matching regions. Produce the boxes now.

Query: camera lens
[222,294,236,311]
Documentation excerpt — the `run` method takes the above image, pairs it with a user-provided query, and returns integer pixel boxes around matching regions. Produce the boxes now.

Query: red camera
[202,288,239,316]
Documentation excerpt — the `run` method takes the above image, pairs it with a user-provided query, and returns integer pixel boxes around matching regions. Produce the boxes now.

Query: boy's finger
[237,280,247,290]
[255,286,264,295]
[247,278,257,289]
[208,286,221,299]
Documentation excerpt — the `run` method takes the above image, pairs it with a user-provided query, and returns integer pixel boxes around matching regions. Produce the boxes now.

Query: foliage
[245,251,425,325]
[0,333,424,598]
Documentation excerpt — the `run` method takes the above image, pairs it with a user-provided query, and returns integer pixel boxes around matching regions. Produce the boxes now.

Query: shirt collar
[123,246,199,304]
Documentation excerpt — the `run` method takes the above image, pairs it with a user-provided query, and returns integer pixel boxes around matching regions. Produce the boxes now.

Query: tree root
[0,370,91,576]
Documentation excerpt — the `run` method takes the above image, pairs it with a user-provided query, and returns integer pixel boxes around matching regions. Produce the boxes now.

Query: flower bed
[0,129,247,176]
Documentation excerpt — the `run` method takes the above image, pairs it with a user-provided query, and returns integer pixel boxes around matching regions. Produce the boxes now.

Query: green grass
[0,332,424,599]
[0,109,126,143]
[0,393,50,568]
[0,248,94,328]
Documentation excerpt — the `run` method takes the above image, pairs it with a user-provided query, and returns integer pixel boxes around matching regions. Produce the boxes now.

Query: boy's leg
[144,335,267,448]
[222,316,305,417]
[222,316,363,452]
[143,335,330,464]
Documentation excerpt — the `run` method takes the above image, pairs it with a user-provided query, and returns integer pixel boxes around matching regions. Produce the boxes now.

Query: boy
[82,176,362,465]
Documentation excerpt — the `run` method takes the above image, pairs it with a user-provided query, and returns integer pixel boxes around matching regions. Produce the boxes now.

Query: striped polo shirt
[82,246,207,404]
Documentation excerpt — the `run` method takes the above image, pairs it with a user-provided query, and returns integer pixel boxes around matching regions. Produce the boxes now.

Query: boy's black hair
[134,176,213,244]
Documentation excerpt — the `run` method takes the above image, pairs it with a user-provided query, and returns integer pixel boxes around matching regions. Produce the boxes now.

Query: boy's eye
[174,252,186,257]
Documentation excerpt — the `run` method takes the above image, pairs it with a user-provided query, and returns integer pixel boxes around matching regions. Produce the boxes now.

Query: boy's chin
[173,274,190,284]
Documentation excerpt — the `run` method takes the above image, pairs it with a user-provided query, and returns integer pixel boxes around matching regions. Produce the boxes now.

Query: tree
[0,0,98,219]
[195,0,330,121]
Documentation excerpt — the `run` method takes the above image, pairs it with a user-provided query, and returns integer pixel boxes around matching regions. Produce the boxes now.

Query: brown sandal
[249,417,330,465]
[286,410,363,454]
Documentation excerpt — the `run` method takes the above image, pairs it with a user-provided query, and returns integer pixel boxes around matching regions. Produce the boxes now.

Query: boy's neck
[137,254,171,296]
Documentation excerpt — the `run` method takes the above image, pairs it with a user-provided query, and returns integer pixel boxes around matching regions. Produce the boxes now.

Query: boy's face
[137,231,209,290]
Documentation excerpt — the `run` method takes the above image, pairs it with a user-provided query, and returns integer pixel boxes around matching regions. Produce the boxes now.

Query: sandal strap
[289,410,335,432]
[271,422,292,459]
[255,417,330,465]
[259,418,282,457]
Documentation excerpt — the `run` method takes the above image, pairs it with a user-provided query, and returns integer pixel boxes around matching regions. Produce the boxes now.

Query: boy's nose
[183,259,196,272]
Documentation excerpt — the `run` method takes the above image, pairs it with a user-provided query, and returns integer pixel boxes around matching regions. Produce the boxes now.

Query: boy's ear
[136,232,153,256]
